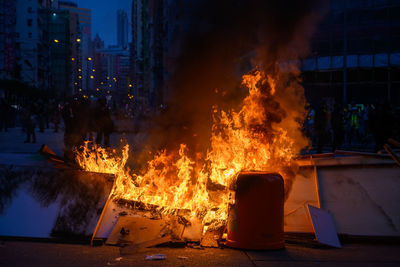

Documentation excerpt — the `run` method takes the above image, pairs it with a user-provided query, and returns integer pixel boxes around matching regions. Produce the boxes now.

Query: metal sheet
[0,154,113,240]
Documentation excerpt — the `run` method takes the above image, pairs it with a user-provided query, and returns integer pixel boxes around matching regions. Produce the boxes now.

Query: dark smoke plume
[138,0,327,164]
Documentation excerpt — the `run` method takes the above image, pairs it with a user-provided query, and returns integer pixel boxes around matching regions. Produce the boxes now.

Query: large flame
[76,69,306,230]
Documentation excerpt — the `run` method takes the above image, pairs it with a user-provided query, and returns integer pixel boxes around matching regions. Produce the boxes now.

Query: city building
[46,9,71,96]
[131,0,184,111]
[93,34,104,94]
[0,0,17,80]
[59,1,93,93]
[15,0,42,87]
[98,46,130,103]
[117,9,129,50]
[302,0,400,106]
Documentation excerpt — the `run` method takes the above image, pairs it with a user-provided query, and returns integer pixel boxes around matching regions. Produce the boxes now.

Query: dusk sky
[75,0,131,47]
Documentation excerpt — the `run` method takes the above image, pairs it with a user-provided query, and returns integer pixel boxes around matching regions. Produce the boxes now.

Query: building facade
[117,9,129,50]
[131,0,185,111]
[0,0,17,81]
[59,1,93,94]
[302,0,400,106]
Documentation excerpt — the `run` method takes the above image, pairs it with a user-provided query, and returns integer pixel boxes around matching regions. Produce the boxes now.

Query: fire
[75,69,305,230]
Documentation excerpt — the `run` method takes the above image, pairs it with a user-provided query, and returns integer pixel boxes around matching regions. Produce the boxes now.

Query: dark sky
[75,0,131,46]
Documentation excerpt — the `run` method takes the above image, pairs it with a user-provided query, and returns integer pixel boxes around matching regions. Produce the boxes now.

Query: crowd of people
[1,95,399,155]
[0,95,114,159]
[305,101,400,153]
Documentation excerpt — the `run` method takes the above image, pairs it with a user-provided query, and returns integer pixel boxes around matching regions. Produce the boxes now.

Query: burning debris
[73,0,327,251]
[77,70,306,249]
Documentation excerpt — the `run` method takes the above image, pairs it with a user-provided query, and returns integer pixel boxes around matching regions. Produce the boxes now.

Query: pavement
[1,241,400,266]
[0,126,143,156]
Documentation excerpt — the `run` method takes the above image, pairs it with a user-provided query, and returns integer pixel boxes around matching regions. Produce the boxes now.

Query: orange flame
[76,69,306,230]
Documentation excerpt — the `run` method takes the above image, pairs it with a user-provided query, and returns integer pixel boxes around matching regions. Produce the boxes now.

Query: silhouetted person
[95,98,114,147]
[374,102,394,152]
[22,105,36,143]
[314,102,328,153]
[0,98,9,132]
[331,103,344,151]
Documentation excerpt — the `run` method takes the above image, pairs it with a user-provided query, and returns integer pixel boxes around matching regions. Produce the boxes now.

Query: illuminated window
[54,39,59,43]
[71,57,75,61]
[88,57,92,61]
[90,75,94,79]
[76,38,81,42]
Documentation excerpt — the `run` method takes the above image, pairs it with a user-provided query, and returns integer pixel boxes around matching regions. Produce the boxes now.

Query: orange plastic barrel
[226,172,284,250]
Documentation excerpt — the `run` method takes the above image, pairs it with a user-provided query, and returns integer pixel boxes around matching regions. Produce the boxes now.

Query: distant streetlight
[129,84,132,88]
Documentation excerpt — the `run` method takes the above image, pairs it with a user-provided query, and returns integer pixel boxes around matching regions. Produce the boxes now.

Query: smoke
[138,0,327,165]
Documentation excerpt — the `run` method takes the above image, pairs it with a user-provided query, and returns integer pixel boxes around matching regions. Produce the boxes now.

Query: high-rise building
[59,1,93,93]
[0,0,17,80]
[117,9,129,50]
[93,33,104,93]
[302,0,400,106]
[15,0,42,87]
[131,0,185,110]
[46,9,71,96]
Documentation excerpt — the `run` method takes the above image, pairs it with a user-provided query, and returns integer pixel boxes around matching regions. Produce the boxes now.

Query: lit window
[76,38,81,42]
[92,69,95,72]
[88,57,92,61]
[90,75,94,79]
[54,39,59,43]
[78,75,82,79]
[71,57,75,61]
[78,69,81,72]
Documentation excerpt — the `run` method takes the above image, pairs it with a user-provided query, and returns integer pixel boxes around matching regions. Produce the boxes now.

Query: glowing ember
[75,69,307,230]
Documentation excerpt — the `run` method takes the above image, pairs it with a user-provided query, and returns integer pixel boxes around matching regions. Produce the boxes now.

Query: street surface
[1,241,400,266]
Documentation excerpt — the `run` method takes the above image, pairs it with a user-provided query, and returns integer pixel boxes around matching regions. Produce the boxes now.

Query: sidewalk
[1,241,399,267]
[0,127,145,156]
